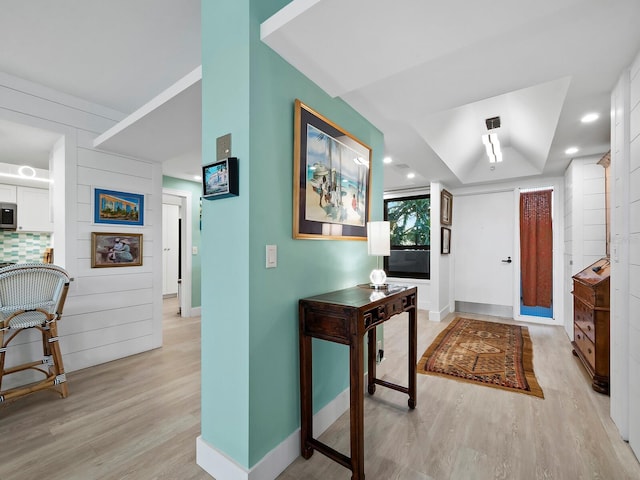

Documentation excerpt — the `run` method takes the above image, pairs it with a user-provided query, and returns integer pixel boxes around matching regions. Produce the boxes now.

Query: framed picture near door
[441,227,451,254]
[441,189,453,225]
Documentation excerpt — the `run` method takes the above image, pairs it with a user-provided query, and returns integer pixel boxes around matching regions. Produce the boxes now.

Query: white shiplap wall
[0,72,163,389]
[563,162,574,335]
[627,50,640,460]
[610,48,640,458]
[563,156,607,336]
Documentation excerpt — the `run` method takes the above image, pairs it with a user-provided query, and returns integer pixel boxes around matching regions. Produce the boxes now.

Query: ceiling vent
[485,116,501,130]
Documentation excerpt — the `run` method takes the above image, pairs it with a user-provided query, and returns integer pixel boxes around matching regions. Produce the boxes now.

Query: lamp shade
[367,221,390,256]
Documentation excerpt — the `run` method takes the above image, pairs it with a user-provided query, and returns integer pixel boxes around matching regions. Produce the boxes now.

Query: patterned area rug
[417,317,544,398]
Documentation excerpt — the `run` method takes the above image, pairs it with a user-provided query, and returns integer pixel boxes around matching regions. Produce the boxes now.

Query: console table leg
[299,311,313,458]
[367,328,376,395]
[408,306,417,410]
[350,335,365,479]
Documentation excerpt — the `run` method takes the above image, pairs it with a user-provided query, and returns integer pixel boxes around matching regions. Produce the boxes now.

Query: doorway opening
[519,187,553,319]
[162,188,193,318]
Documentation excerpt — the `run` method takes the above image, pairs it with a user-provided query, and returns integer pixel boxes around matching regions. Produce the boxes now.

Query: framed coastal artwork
[91,232,143,267]
[93,188,144,226]
[293,99,372,240]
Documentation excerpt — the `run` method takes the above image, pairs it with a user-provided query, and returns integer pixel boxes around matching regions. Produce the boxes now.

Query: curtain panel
[519,190,553,307]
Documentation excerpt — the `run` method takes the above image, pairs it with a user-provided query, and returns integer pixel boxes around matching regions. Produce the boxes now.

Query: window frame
[383,193,430,280]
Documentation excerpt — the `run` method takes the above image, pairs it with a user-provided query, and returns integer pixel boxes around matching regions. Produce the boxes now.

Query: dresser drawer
[574,326,596,369]
[573,281,596,306]
[574,299,595,343]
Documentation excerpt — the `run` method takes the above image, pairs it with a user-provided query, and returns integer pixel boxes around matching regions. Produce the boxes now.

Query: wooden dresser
[571,258,610,394]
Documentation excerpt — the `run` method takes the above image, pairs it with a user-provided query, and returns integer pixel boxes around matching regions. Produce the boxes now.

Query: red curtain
[520,190,553,307]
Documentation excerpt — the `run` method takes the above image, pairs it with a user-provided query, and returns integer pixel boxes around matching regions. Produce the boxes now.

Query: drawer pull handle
[587,325,592,331]
[588,348,592,354]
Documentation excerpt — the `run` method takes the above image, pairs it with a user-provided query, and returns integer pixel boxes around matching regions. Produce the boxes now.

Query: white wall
[429,182,454,321]
[384,187,433,312]
[451,177,565,325]
[629,51,640,459]
[563,155,607,335]
[0,71,163,388]
[610,48,640,458]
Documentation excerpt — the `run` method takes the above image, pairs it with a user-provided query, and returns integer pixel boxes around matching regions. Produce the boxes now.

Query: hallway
[1,302,638,479]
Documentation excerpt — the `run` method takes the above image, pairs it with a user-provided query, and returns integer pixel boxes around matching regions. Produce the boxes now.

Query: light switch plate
[216,133,232,160]
[266,245,277,268]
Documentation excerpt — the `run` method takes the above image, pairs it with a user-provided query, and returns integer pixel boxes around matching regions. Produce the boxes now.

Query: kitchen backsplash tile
[0,231,52,263]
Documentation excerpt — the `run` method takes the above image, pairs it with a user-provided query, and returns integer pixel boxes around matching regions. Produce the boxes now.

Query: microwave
[0,203,17,230]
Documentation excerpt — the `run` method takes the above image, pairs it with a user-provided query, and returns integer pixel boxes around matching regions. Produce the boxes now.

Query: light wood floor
[1,301,639,480]
[0,297,206,480]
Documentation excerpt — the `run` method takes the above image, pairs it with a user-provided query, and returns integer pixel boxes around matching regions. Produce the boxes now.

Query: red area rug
[417,317,544,398]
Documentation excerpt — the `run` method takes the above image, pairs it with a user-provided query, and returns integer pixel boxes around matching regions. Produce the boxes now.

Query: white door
[454,190,514,308]
[162,204,180,296]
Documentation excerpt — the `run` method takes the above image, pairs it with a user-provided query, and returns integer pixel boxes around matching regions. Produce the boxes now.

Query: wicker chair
[0,263,71,403]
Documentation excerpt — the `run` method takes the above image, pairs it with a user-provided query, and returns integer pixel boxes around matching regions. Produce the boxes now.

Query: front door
[454,190,514,311]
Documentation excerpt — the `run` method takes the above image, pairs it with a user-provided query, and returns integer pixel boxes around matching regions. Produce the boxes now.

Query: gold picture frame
[441,189,453,226]
[293,99,372,240]
[91,232,143,267]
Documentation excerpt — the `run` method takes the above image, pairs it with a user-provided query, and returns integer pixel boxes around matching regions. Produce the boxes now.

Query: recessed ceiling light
[18,165,36,178]
[407,172,415,179]
[581,112,599,123]
[383,156,392,164]
[565,147,579,155]
[193,175,202,181]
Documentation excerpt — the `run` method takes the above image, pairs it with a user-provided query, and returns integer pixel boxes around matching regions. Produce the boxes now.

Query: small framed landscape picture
[91,232,143,268]
[94,188,144,226]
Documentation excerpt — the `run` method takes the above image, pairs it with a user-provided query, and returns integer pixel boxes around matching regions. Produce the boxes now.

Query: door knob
[502,256,512,263]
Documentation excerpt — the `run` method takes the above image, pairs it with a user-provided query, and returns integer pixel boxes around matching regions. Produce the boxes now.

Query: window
[384,194,430,279]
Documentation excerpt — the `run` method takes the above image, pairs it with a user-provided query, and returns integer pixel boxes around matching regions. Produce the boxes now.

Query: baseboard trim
[196,386,350,480]
[455,301,512,318]
[190,306,201,317]
[428,303,451,322]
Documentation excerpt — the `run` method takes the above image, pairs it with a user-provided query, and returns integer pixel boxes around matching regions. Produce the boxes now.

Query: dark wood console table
[298,284,418,479]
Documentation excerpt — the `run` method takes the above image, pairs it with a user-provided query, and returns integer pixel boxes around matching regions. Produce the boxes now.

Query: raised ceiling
[262,0,640,190]
[1,1,640,189]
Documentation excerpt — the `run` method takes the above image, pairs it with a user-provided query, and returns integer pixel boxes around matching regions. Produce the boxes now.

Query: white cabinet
[16,186,53,232]
[0,184,17,203]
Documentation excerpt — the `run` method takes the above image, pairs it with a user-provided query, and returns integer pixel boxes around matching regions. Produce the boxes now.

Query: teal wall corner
[201,0,384,470]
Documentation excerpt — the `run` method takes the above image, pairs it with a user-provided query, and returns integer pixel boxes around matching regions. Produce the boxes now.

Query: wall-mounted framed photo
[441,227,451,255]
[293,99,372,240]
[441,189,453,226]
[202,157,239,200]
[91,232,143,267]
[94,188,144,226]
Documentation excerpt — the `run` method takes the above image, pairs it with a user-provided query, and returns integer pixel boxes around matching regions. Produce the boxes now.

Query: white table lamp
[367,221,390,289]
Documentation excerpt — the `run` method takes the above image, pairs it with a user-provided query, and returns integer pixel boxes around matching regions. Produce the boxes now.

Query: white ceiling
[1,1,639,190]
[263,0,640,190]
[0,0,202,182]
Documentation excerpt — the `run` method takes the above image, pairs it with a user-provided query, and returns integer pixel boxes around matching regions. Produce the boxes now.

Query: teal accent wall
[0,232,52,263]
[162,176,202,308]
[201,0,384,469]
